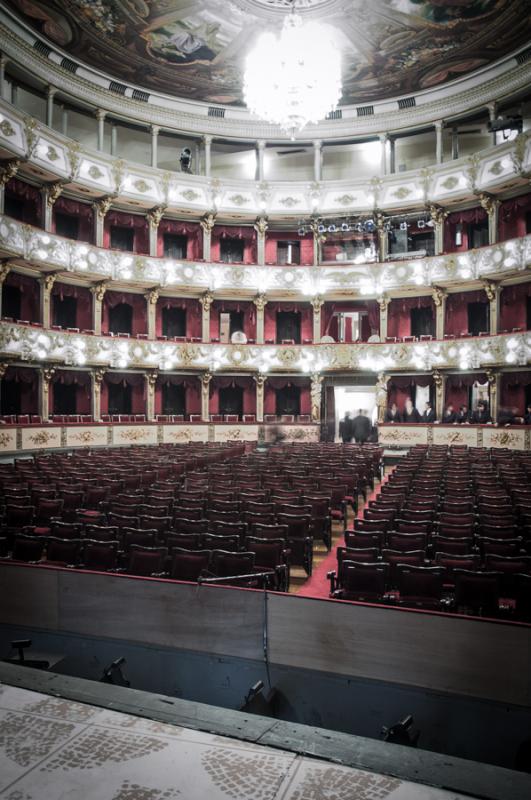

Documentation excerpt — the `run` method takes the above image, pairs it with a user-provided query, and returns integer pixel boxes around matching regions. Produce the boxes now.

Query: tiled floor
[0,683,472,799]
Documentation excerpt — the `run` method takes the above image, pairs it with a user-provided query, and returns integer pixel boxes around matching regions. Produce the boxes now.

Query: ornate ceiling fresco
[7,0,531,106]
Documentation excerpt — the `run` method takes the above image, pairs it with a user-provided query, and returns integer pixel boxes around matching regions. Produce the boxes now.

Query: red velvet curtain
[53,197,93,243]
[445,290,486,336]
[5,178,41,226]
[499,194,531,242]
[209,300,256,341]
[263,231,314,266]
[210,226,257,264]
[445,372,487,409]
[500,283,531,331]
[444,207,487,253]
[104,211,149,255]
[501,371,531,414]
[158,219,202,260]
[3,273,39,322]
[264,302,312,342]
[103,291,147,336]
[50,370,91,414]
[3,366,38,413]
[156,297,201,338]
[52,283,92,330]
[387,296,433,339]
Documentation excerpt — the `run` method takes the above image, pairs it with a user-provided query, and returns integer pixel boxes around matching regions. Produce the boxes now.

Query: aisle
[296,477,382,599]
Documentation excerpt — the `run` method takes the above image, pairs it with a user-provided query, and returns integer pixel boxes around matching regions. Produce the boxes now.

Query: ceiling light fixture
[243,4,341,139]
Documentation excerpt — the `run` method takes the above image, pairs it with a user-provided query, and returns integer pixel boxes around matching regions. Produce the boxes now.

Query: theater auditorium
[0,1,530,798]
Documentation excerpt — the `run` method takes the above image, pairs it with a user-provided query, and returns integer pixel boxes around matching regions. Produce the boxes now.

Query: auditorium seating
[328,445,531,620]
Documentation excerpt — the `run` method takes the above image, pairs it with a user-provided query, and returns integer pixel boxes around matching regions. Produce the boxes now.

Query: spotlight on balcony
[400,221,408,231]
[417,219,426,229]
[298,227,306,236]
[328,224,337,233]
[364,219,375,233]
[317,224,326,234]
[341,222,349,232]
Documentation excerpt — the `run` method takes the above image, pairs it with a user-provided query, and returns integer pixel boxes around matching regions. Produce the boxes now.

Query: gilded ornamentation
[483,281,499,302]
[94,196,113,219]
[253,293,267,312]
[70,430,98,444]
[66,141,81,179]
[111,159,126,194]
[0,118,15,137]
[253,373,267,389]
[199,291,214,311]
[46,181,64,207]
[279,196,300,208]
[28,430,54,446]
[488,430,521,447]
[24,118,38,157]
[145,370,158,388]
[229,194,249,206]
[511,132,529,176]
[44,146,59,162]
[479,193,500,216]
[181,189,200,202]
[133,179,150,194]
[201,372,212,388]
[91,281,108,302]
[145,287,160,305]
[254,216,268,236]
[92,368,106,385]
[199,212,216,234]
[428,204,448,225]
[334,194,356,206]
[0,261,11,283]
[118,429,150,442]
[146,206,166,228]
[432,286,446,307]
[310,295,324,312]
[392,186,411,199]
[440,176,459,190]
[377,295,390,313]
[310,372,323,422]
[488,161,504,176]
[0,159,20,187]
[88,165,104,180]
[465,153,481,192]
[41,273,57,294]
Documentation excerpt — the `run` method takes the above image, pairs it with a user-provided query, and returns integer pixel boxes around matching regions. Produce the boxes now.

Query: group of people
[339,410,374,443]
[385,400,531,425]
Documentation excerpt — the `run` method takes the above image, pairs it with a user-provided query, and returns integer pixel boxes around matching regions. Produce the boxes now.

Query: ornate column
[145,287,159,340]
[479,193,500,245]
[254,216,268,266]
[428,205,447,256]
[90,281,107,335]
[376,212,388,262]
[379,133,388,176]
[39,367,55,420]
[46,85,56,129]
[93,196,113,247]
[253,373,267,423]
[487,102,497,146]
[378,295,390,342]
[145,370,158,421]
[200,372,212,422]
[0,260,11,318]
[61,105,68,136]
[96,109,106,151]
[389,137,396,174]
[200,212,216,261]
[110,124,117,156]
[41,181,63,232]
[375,373,389,423]
[253,294,267,344]
[256,139,266,182]
[484,281,501,335]
[486,369,500,422]
[432,287,447,340]
[39,273,57,328]
[203,134,212,177]
[435,121,444,164]
[91,368,105,422]
[433,370,446,420]
[310,373,323,423]
[150,125,160,168]
[311,295,324,343]
[200,291,213,343]
[146,205,165,257]
[310,220,322,265]
[313,140,322,182]
[0,159,20,214]
[0,55,8,100]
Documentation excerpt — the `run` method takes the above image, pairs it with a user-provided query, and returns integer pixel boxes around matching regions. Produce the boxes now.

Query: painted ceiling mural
[8,0,531,106]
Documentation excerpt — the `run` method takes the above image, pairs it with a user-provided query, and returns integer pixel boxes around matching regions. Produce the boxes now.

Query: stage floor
[0,681,475,800]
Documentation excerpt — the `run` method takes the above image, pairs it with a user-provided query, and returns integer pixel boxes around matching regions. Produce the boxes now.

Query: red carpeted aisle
[296,470,391,599]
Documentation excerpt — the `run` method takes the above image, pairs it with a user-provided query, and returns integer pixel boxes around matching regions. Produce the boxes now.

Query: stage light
[180,147,192,173]
[341,222,349,232]
[317,224,326,234]
[364,220,375,233]
[417,219,426,229]
[400,221,408,231]
[298,227,306,236]
[328,224,337,233]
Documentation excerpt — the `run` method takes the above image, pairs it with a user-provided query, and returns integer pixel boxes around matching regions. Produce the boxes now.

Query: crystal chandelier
[243,8,341,138]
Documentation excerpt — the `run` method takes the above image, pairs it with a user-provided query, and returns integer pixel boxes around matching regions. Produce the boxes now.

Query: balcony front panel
[1,216,530,297]
[1,103,530,219]
[1,323,528,374]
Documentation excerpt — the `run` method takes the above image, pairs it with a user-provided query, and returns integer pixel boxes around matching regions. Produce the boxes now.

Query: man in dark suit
[352,409,371,444]
[385,403,401,423]
[421,401,436,423]
[471,400,492,424]
[402,399,421,423]
[442,403,457,424]
[456,405,471,424]
[525,404,531,425]
[339,412,352,443]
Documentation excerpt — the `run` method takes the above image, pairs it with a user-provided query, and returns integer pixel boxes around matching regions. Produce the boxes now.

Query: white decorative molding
[380,423,530,451]
[1,323,528,375]
[0,215,529,297]
[0,101,530,220]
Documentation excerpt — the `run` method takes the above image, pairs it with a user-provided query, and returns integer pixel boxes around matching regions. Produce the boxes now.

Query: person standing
[352,409,371,444]
[402,398,421,423]
[339,411,353,443]
[385,403,401,423]
[421,401,436,423]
